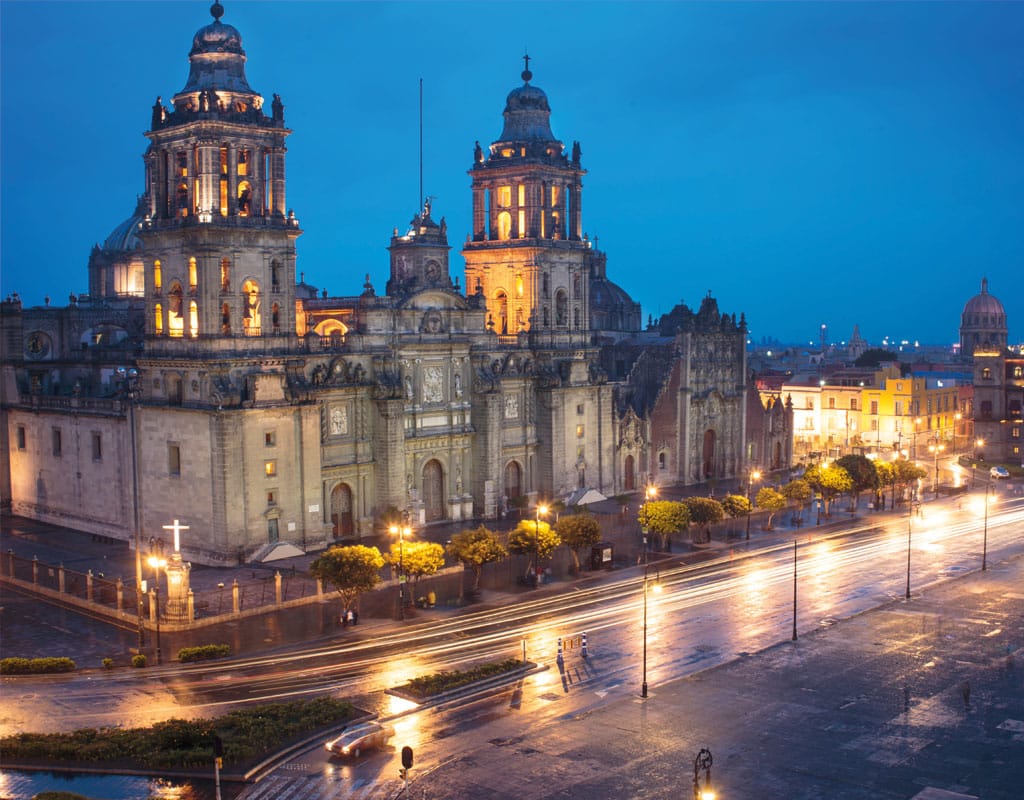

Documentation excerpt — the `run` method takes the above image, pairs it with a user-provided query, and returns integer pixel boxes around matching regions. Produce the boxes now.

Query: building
[0,3,782,565]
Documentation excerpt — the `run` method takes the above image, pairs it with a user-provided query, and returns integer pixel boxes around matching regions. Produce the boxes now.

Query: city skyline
[2,0,1022,346]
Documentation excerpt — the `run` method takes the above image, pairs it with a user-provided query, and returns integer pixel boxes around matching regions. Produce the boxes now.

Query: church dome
[191,4,243,56]
[498,63,556,143]
[102,200,146,252]
[178,2,255,96]
[962,277,1005,317]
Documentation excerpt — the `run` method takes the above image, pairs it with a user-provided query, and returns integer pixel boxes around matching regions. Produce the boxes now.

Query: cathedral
[0,3,789,565]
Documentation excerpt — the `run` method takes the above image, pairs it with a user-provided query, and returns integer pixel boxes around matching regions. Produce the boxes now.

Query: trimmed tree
[555,513,602,574]
[683,497,724,543]
[893,459,928,503]
[835,454,879,511]
[874,460,895,509]
[507,520,560,578]
[637,500,689,551]
[385,540,445,588]
[803,464,853,517]
[782,478,812,523]
[446,525,508,595]
[720,494,751,519]
[754,486,787,530]
[309,545,384,615]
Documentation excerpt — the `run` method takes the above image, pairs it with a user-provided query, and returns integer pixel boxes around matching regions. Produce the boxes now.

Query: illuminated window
[168,444,181,476]
[176,183,189,216]
[551,186,559,206]
[15,426,25,450]
[221,303,231,334]
[516,274,524,297]
[168,282,184,337]
[497,186,512,207]
[188,257,197,292]
[1015,366,1023,379]
[576,425,584,438]
[850,398,858,410]
[154,303,163,334]
[982,368,992,380]
[271,302,280,334]
[238,149,249,176]
[242,279,261,335]
[189,300,199,338]
[267,489,277,507]
[265,459,277,477]
[1013,427,1020,439]
[517,209,525,238]
[237,181,252,216]
[153,260,163,293]
[828,397,836,409]
[497,211,512,241]
[91,432,102,461]
[220,258,231,291]
[177,152,188,177]
[895,401,903,416]
[517,185,525,205]
[265,431,276,447]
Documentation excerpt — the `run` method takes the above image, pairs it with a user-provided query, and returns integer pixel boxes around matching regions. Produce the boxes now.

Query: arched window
[542,273,550,298]
[176,183,189,216]
[188,300,199,337]
[221,302,231,334]
[497,211,512,241]
[574,308,580,329]
[188,257,197,293]
[153,260,162,292]
[271,259,281,290]
[271,302,281,334]
[573,273,581,299]
[658,452,666,470]
[220,258,230,291]
[242,279,261,335]
[154,303,164,334]
[504,461,522,499]
[543,307,550,327]
[422,459,444,521]
[330,483,354,538]
[237,180,252,216]
[555,290,568,327]
[168,282,184,337]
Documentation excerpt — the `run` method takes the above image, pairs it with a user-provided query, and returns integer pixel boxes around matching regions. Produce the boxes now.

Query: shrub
[102,658,114,670]
[0,657,76,675]
[178,644,231,663]
[403,658,523,698]
[131,654,147,668]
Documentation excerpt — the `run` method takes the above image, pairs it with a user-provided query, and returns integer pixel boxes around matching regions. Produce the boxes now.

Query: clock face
[425,260,441,280]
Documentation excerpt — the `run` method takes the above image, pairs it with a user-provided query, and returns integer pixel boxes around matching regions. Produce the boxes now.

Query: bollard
[582,631,589,659]
[187,589,195,621]
[87,570,94,602]
[274,570,282,605]
[232,579,240,614]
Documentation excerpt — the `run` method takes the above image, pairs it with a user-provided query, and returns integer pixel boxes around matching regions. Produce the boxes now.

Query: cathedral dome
[101,201,146,252]
[498,63,556,143]
[962,277,1005,317]
[178,2,255,96]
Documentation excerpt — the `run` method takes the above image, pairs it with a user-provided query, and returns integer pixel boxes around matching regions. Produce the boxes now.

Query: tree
[683,497,724,543]
[507,520,560,577]
[853,348,900,368]
[720,494,751,519]
[782,478,812,522]
[385,540,445,586]
[835,454,878,511]
[754,487,787,530]
[637,500,689,551]
[309,545,384,615]
[555,513,602,574]
[446,525,508,595]
[803,464,853,517]
[893,459,928,503]
[874,460,894,508]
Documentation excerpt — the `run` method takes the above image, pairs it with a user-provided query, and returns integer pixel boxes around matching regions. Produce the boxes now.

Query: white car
[325,721,395,758]
[990,466,1010,479]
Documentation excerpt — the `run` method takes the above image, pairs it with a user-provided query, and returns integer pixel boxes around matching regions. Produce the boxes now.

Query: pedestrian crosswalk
[236,774,403,799]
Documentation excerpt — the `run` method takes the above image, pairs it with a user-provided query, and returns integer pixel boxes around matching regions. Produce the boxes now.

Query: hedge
[178,644,231,663]
[1,657,76,675]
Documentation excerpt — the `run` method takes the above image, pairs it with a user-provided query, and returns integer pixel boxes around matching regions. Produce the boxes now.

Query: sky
[2,1,1022,347]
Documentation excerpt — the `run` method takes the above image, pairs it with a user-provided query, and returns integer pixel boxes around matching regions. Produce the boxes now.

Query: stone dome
[962,277,1006,317]
[959,277,1008,355]
[178,2,255,96]
[191,3,243,56]
[101,200,146,252]
[498,66,556,143]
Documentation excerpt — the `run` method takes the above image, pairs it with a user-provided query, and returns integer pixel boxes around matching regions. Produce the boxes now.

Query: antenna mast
[419,77,423,212]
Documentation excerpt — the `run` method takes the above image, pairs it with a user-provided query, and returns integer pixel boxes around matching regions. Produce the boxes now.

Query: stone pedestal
[164,552,192,622]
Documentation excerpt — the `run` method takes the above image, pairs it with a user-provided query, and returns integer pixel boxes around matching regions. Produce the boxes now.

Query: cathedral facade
[0,4,784,565]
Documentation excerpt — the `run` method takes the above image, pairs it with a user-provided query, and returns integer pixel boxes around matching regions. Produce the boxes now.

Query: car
[325,721,396,758]
[990,466,1010,479]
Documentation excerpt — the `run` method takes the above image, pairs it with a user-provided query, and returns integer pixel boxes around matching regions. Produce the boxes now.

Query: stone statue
[474,140,483,163]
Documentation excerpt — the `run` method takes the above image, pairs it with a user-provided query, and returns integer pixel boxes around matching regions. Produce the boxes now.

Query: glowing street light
[145,541,167,665]
[745,468,761,541]
[533,504,548,588]
[388,520,412,619]
[641,564,662,698]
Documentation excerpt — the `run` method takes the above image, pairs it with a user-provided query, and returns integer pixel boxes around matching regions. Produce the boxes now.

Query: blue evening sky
[2,1,1022,347]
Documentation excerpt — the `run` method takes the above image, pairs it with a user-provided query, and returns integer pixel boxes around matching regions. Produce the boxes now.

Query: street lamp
[982,469,992,572]
[953,412,962,453]
[745,469,761,541]
[146,539,167,665]
[388,519,411,619]
[905,485,913,600]
[641,564,661,698]
[641,485,657,563]
[693,748,715,800]
[533,504,548,588]
[115,366,143,653]
[928,439,945,498]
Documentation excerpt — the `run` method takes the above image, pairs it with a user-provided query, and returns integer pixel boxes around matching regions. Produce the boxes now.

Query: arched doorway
[624,455,635,491]
[504,461,522,499]
[330,483,354,538]
[773,441,783,469]
[703,429,716,478]
[422,460,444,521]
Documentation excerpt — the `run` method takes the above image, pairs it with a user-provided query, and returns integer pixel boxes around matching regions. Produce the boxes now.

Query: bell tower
[138,2,301,342]
[462,57,590,337]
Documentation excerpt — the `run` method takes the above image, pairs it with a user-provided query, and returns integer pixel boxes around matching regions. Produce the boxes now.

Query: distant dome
[962,277,1006,317]
[102,203,145,252]
[590,276,641,333]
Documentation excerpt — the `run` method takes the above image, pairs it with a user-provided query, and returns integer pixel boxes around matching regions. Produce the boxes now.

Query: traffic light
[401,745,414,769]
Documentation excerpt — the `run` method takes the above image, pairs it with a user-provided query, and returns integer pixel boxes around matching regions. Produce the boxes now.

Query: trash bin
[590,542,614,571]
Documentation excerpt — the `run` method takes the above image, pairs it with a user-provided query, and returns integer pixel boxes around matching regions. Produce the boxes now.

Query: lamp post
[792,538,798,641]
[115,366,143,653]
[641,564,661,698]
[928,439,945,498]
[905,484,914,600]
[693,748,715,800]
[982,469,991,572]
[641,485,657,563]
[953,412,962,454]
[388,519,411,619]
[533,504,548,588]
[745,468,761,541]
[975,437,985,489]
[146,539,167,665]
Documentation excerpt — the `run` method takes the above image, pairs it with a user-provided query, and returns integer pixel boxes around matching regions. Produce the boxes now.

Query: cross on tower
[523,52,530,72]
[162,518,190,553]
